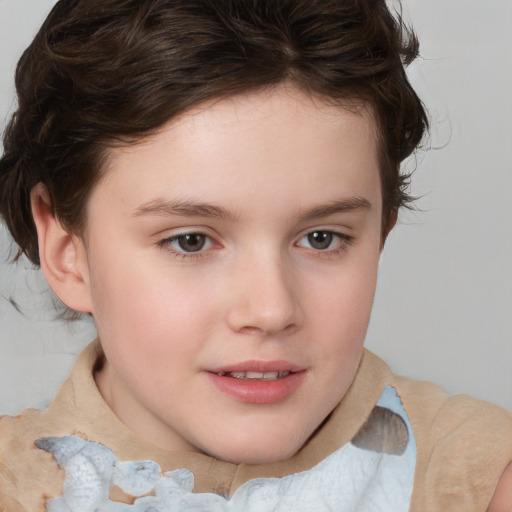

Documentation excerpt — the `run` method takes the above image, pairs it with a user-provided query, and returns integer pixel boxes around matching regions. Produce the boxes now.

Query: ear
[380,209,398,249]
[31,183,93,313]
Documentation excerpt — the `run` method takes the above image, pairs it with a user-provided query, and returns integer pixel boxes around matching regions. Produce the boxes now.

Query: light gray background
[1,0,511,415]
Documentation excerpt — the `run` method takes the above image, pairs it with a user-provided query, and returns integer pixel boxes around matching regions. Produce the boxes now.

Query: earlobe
[30,183,93,313]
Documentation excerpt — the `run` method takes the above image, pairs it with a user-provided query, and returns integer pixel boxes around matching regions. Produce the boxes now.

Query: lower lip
[206,371,306,404]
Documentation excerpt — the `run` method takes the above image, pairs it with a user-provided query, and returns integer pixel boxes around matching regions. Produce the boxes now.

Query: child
[0,0,511,510]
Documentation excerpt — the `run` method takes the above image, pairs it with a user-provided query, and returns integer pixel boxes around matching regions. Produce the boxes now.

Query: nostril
[238,325,265,335]
[235,321,298,337]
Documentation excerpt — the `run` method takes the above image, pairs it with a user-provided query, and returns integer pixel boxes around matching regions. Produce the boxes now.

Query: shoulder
[0,343,103,511]
[0,410,65,512]
[391,373,512,456]
[389,372,512,511]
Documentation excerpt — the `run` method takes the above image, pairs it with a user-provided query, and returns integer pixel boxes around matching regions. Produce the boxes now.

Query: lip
[205,360,307,404]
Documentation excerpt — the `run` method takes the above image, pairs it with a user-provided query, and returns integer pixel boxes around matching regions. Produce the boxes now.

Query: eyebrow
[133,199,238,221]
[297,197,371,221]
[132,196,371,221]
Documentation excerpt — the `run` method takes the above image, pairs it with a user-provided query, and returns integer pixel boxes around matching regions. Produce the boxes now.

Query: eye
[306,231,334,250]
[296,230,352,252]
[159,232,214,254]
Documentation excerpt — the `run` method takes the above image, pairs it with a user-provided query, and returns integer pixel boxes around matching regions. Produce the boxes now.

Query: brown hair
[0,0,427,265]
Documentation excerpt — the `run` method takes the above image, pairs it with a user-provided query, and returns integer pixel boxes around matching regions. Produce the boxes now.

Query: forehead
[94,86,381,218]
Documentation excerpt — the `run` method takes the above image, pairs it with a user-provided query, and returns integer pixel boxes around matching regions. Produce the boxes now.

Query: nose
[225,252,302,337]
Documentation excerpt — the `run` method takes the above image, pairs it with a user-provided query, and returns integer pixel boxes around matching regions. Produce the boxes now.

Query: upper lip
[207,360,305,374]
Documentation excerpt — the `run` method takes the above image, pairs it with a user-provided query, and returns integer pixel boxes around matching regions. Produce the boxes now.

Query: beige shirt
[1,340,511,511]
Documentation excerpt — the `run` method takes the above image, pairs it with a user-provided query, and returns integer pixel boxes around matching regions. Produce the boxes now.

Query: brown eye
[176,234,207,252]
[159,232,216,257]
[307,231,333,250]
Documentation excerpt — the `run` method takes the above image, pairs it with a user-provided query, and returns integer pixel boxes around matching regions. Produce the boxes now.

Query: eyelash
[157,229,354,259]
[157,232,215,259]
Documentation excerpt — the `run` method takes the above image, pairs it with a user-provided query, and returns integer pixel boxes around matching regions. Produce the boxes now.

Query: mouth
[215,370,292,380]
[206,363,306,404]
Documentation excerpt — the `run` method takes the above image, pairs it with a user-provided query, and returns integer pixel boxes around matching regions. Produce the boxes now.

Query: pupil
[308,231,332,250]
[178,234,206,252]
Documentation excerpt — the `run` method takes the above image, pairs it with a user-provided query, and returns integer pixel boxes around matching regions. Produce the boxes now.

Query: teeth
[246,371,265,379]
[218,371,291,380]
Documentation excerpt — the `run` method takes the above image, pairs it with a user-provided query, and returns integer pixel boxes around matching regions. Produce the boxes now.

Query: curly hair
[0,0,428,265]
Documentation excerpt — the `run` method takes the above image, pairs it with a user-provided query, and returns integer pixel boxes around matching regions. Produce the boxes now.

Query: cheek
[308,254,378,327]
[86,247,222,358]
[325,271,377,394]
[304,250,379,381]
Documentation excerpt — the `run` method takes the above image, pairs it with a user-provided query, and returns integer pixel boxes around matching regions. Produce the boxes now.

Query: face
[80,86,384,464]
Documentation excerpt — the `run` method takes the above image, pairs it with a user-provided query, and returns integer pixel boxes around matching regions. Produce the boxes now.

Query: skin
[488,463,512,511]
